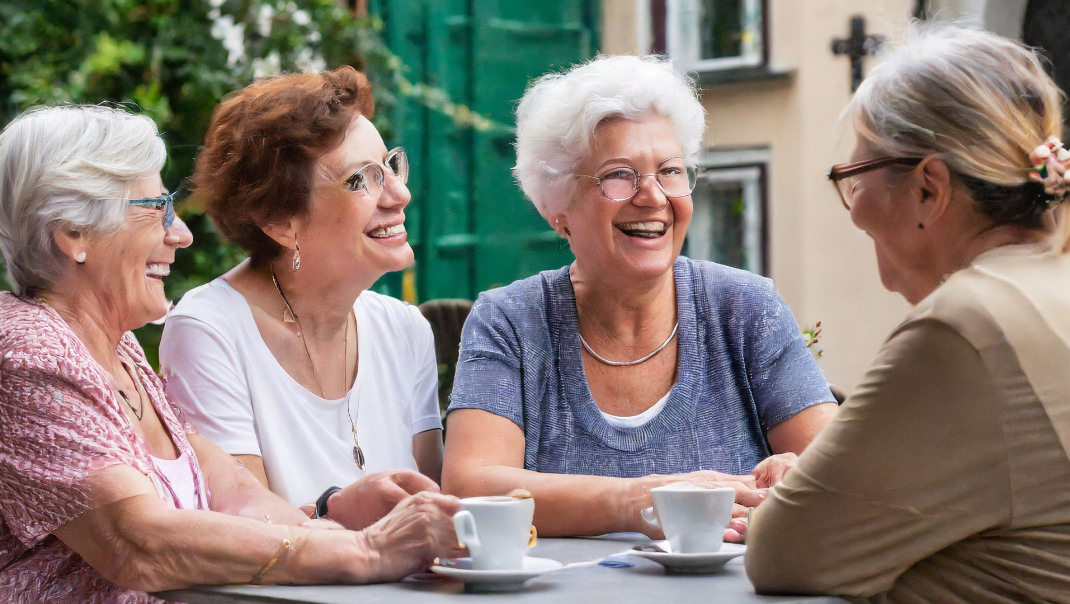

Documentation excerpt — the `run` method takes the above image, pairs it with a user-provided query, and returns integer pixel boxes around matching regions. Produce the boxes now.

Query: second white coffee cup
[453,496,537,570]
[640,484,735,554]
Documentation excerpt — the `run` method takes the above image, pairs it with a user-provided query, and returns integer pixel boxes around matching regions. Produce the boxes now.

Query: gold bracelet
[251,538,292,584]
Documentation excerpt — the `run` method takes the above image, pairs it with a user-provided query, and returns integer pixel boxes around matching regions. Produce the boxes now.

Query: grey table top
[156,535,846,604]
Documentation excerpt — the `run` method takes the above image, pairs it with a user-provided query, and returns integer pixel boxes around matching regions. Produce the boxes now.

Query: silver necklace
[578,322,679,367]
[271,265,365,469]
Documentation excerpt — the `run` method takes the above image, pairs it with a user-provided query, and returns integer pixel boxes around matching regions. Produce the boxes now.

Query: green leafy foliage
[0,0,402,364]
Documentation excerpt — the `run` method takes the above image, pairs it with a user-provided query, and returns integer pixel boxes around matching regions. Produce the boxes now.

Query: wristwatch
[314,486,343,519]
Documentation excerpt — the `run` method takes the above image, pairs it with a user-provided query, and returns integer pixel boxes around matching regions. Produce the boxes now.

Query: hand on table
[324,470,441,531]
[750,453,798,489]
[360,491,467,581]
[635,471,765,540]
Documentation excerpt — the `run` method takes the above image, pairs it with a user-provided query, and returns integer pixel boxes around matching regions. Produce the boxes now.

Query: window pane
[685,167,763,274]
[665,0,763,69]
[700,0,744,60]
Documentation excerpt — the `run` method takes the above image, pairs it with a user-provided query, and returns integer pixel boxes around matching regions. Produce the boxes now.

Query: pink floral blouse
[0,293,211,603]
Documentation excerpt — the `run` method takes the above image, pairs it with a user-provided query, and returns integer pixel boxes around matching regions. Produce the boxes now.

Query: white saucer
[629,542,746,575]
[431,556,564,592]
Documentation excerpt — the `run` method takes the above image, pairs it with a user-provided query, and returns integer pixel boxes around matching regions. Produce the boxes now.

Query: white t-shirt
[600,392,670,429]
[159,278,442,506]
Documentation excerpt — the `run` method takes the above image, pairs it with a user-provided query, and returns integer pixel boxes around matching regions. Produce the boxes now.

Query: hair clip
[1028,137,1070,200]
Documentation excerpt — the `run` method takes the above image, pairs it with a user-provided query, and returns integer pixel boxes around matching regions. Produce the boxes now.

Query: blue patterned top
[447,258,834,477]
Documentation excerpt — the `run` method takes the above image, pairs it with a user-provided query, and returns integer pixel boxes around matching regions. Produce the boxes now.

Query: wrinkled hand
[360,491,467,581]
[636,471,765,540]
[725,513,751,544]
[326,471,440,531]
[750,453,798,489]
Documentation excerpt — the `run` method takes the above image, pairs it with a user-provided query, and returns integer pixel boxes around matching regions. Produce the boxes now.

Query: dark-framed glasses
[342,147,409,200]
[129,190,177,229]
[827,156,923,210]
[576,159,700,202]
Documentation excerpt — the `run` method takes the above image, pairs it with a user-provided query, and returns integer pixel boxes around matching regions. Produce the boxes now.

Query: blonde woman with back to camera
[746,24,1070,601]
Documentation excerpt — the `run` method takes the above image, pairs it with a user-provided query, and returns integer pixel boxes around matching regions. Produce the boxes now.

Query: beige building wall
[602,0,915,393]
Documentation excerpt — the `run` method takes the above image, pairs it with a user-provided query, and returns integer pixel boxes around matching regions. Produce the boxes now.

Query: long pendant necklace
[578,322,679,367]
[271,265,365,469]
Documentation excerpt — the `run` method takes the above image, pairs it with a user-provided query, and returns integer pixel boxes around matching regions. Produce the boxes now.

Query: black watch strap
[314,486,343,519]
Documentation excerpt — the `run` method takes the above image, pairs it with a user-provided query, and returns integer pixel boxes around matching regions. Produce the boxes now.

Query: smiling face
[81,173,193,329]
[560,116,693,281]
[300,114,413,281]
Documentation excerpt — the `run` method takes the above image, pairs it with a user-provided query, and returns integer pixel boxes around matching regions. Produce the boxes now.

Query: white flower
[252,51,282,78]
[210,15,246,67]
[257,3,275,37]
[292,9,311,26]
[294,47,326,73]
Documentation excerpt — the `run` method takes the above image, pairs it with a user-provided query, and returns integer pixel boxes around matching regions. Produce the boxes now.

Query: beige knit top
[746,244,1070,603]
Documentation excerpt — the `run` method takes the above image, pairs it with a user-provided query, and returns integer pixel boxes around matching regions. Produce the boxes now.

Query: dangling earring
[292,234,301,271]
[75,251,86,264]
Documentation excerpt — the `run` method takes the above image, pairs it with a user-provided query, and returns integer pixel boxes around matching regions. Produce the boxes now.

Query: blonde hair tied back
[846,22,1069,251]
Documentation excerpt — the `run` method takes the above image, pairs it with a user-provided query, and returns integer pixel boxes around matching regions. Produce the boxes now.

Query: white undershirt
[160,279,442,507]
[150,452,198,510]
[600,392,671,428]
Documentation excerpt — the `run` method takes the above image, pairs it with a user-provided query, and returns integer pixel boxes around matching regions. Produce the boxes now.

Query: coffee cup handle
[453,510,481,553]
[640,506,660,527]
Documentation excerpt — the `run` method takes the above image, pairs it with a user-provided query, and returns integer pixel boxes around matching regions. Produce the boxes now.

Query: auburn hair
[193,66,374,263]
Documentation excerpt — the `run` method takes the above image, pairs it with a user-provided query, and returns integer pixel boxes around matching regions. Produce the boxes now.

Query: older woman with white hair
[0,105,463,603]
[746,25,1070,600]
[442,55,837,538]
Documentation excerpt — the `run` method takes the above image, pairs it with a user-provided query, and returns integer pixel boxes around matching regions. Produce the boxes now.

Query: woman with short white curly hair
[0,105,463,603]
[443,55,837,538]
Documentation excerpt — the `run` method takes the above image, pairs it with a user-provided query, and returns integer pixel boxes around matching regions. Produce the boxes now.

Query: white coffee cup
[640,484,735,554]
[453,496,537,571]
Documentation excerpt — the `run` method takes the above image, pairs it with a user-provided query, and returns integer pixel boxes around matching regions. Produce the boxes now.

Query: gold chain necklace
[270,265,365,469]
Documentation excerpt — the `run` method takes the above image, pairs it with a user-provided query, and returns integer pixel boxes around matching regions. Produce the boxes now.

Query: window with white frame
[651,0,765,72]
[684,159,765,274]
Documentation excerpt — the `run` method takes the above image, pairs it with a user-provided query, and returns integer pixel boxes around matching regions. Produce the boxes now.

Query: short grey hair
[0,105,166,295]
[514,55,707,221]
[847,23,1062,220]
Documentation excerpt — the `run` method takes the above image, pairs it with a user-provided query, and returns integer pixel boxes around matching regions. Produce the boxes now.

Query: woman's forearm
[189,434,309,525]
[445,464,645,537]
[55,493,375,593]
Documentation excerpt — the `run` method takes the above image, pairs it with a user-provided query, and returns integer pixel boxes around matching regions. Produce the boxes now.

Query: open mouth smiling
[616,221,670,239]
[146,262,170,281]
[366,223,406,239]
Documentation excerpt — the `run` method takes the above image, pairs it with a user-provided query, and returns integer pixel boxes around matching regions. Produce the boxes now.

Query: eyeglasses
[342,147,409,200]
[129,191,177,229]
[576,159,700,202]
[827,156,924,209]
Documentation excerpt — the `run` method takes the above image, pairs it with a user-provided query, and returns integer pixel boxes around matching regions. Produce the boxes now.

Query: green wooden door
[379,0,598,301]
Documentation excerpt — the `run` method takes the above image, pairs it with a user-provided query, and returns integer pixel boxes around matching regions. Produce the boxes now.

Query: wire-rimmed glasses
[827,156,924,209]
[129,191,177,229]
[342,147,409,199]
[576,159,700,202]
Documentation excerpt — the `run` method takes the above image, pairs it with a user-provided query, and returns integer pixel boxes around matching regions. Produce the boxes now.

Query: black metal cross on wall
[831,16,884,92]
